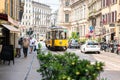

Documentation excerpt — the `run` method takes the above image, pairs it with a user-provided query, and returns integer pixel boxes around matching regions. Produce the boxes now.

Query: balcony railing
[63,7,71,11]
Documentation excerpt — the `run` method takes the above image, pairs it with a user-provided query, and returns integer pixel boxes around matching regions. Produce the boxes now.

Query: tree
[70,32,79,40]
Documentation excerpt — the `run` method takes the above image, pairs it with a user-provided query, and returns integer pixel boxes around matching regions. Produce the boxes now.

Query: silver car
[69,39,80,48]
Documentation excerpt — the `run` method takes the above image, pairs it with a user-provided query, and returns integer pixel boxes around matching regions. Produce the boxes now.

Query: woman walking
[23,38,29,58]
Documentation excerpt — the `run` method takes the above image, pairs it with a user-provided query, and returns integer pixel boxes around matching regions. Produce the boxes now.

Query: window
[65,14,69,23]
[59,31,66,39]
[26,16,27,19]
[65,0,69,6]
[112,12,114,22]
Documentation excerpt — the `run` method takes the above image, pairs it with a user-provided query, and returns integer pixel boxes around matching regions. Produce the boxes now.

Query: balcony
[70,0,79,5]
[88,9,96,18]
[63,7,71,12]
[117,13,120,22]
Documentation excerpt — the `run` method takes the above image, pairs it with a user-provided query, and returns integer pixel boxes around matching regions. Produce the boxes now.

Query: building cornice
[70,0,85,8]
[88,0,96,8]
[32,1,50,8]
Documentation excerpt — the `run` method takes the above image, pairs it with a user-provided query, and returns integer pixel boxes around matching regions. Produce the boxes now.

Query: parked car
[68,39,80,49]
[81,40,100,53]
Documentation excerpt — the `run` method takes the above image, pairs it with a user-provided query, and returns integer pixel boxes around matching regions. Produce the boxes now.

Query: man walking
[16,37,23,58]
[23,38,29,58]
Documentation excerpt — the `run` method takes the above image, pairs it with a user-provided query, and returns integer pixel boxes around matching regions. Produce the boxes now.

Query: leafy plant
[37,52,104,80]
[37,42,42,54]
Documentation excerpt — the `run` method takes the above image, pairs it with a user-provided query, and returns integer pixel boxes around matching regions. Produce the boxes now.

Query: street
[0,41,120,80]
[41,41,120,80]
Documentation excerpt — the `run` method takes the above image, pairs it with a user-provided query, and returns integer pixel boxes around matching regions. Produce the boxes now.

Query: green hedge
[37,52,104,80]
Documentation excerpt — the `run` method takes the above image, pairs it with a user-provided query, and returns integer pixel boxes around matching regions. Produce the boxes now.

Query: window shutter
[115,11,117,22]
[112,12,114,22]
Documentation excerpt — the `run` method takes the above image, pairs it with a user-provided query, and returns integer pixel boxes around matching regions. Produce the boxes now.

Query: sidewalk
[0,51,42,80]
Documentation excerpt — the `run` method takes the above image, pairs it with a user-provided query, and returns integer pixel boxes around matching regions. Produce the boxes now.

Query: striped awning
[2,24,20,33]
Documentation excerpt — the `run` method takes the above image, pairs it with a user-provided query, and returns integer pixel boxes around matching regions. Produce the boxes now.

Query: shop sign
[0,13,8,21]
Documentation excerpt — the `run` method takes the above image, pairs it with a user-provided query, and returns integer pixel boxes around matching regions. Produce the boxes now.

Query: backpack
[18,38,23,45]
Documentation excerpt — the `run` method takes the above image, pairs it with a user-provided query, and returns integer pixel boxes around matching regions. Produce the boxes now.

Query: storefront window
[0,27,3,36]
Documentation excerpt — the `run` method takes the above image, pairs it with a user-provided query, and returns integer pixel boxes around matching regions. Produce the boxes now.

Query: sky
[33,0,60,12]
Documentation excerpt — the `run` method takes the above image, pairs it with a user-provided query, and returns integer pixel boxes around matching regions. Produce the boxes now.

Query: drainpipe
[14,33,15,48]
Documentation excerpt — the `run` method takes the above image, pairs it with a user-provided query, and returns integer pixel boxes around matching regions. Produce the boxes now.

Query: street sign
[89,26,94,33]
[89,26,94,30]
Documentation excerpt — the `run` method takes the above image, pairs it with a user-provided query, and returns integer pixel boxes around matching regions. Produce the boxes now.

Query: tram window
[60,31,66,39]
[48,32,50,39]
[50,32,52,39]
[65,32,67,39]
[52,31,56,39]
[56,31,59,39]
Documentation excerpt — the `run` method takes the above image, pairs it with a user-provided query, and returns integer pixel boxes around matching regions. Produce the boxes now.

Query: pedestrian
[34,40,39,52]
[16,37,23,58]
[23,38,29,58]
[29,37,35,54]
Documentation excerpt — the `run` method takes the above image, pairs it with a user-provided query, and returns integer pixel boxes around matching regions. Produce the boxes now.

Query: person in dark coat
[23,38,29,58]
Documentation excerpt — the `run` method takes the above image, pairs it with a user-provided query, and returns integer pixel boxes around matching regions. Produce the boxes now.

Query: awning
[2,24,20,33]
[103,32,115,36]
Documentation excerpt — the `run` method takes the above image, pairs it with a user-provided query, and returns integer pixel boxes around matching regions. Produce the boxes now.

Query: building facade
[51,10,58,27]
[117,0,120,43]
[32,1,51,40]
[88,0,102,39]
[20,0,51,40]
[57,0,71,36]
[0,0,20,48]
[101,0,118,43]
[57,0,89,38]
[20,0,33,36]
[58,0,120,42]
[70,0,88,39]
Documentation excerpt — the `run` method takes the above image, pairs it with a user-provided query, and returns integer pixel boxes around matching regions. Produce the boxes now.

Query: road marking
[93,54,120,71]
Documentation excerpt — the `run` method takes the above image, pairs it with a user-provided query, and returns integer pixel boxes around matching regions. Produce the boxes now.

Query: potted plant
[37,52,104,80]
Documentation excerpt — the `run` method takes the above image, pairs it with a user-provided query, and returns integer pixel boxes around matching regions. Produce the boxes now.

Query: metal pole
[14,33,15,48]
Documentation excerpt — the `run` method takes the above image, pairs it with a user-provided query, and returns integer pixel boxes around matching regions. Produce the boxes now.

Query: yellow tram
[45,26,68,51]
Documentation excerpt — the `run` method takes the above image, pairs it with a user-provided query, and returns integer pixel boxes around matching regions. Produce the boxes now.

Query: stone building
[58,0,88,38]
[32,1,51,40]
[101,0,118,43]
[57,0,71,36]
[70,0,89,39]
[88,0,102,39]
[0,0,20,48]
[20,0,51,40]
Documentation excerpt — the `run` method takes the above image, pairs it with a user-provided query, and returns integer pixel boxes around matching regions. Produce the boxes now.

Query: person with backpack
[23,38,29,58]
[16,37,23,58]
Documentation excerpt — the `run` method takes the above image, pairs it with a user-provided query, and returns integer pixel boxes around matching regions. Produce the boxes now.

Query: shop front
[0,24,19,47]
[0,13,20,48]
